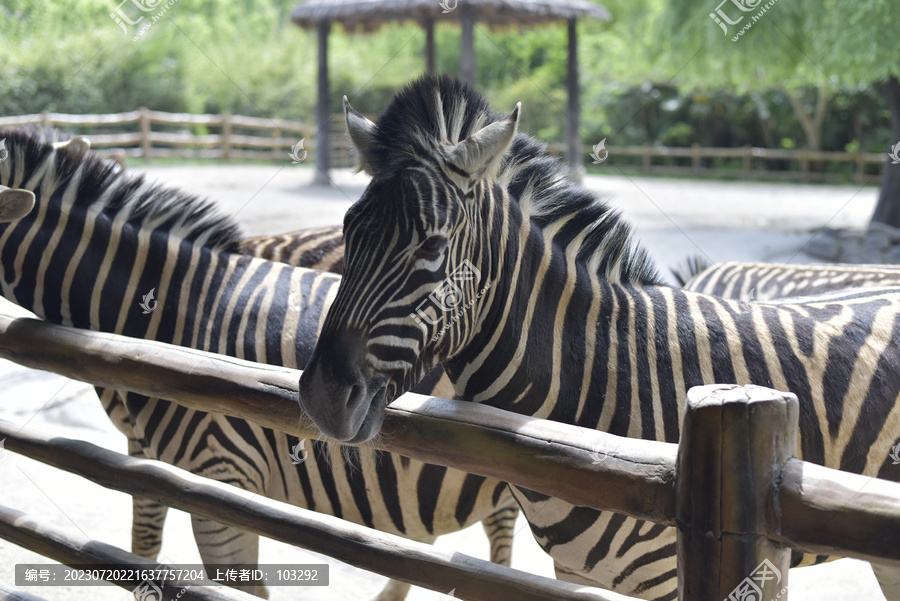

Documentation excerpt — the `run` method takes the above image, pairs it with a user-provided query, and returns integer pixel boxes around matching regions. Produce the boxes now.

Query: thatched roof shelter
[291,0,611,183]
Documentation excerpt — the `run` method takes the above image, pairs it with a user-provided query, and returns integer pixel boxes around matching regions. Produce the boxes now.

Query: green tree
[659,0,900,226]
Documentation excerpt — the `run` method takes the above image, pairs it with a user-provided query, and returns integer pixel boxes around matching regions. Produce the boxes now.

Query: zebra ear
[450,103,520,181]
[0,188,36,222]
[344,96,377,175]
[52,136,91,159]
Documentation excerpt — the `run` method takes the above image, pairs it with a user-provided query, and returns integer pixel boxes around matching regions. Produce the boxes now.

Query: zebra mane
[368,75,661,285]
[0,126,243,253]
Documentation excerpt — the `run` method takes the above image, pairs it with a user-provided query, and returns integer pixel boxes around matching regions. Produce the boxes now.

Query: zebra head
[299,75,519,443]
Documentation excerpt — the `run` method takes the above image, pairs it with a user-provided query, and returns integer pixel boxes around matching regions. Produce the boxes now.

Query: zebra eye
[418,236,447,256]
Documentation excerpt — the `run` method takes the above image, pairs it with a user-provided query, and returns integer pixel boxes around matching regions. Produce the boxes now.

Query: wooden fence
[0,313,899,600]
[0,111,887,180]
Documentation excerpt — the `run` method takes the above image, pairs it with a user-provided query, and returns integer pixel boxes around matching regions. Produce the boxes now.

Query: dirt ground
[0,165,888,600]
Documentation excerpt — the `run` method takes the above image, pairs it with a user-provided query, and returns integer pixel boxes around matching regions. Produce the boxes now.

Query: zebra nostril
[346,383,363,409]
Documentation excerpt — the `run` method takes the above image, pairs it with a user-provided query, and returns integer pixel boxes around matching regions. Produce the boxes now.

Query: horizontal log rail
[0,421,622,601]
[0,109,315,163]
[0,312,677,526]
[0,582,51,601]
[0,506,256,601]
[1,312,899,568]
[0,111,885,179]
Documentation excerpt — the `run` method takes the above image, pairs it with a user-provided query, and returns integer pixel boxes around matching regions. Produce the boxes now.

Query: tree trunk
[870,76,900,228]
[785,87,831,151]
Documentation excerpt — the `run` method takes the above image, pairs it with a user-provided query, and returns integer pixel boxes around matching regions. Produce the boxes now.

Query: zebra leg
[129,437,168,558]
[872,562,900,600]
[190,516,268,599]
[482,504,519,567]
[369,536,436,601]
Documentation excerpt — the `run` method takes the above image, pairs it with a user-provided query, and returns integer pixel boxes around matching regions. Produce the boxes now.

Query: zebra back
[241,225,345,274]
[683,261,900,300]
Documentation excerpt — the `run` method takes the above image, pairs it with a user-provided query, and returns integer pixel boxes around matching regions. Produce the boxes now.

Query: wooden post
[221,112,232,161]
[460,5,475,84]
[138,106,152,162]
[272,125,281,161]
[691,143,701,174]
[40,111,51,129]
[566,17,581,182]
[314,20,331,185]
[424,19,435,74]
[676,384,795,601]
[856,150,866,183]
[743,145,752,178]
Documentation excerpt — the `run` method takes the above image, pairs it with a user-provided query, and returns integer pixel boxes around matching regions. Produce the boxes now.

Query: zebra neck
[445,228,693,441]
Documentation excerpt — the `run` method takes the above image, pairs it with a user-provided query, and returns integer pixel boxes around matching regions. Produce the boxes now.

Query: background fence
[0,111,887,181]
[1,313,899,600]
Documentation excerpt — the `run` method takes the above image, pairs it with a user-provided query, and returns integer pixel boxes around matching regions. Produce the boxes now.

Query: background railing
[0,111,887,181]
[1,313,899,600]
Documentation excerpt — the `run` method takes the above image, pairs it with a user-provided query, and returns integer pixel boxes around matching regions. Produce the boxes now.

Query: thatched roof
[291,0,611,31]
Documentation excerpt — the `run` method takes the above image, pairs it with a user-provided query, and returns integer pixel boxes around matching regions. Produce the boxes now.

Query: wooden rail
[0,506,255,601]
[0,111,885,179]
[0,421,620,601]
[0,109,315,163]
[550,142,886,182]
[1,312,899,575]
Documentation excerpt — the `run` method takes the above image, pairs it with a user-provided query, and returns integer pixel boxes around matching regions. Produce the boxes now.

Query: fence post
[138,107,152,162]
[40,111,51,129]
[691,143,701,174]
[222,112,232,161]
[742,145,752,178]
[676,384,795,601]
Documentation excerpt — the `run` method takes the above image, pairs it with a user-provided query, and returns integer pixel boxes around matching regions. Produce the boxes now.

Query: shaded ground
[0,166,887,600]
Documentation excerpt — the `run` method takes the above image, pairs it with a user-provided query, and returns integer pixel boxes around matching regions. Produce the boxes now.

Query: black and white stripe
[680,259,900,300]
[300,75,900,601]
[0,127,518,599]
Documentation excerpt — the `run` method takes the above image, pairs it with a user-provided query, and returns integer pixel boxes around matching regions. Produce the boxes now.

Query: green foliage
[0,0,891,159]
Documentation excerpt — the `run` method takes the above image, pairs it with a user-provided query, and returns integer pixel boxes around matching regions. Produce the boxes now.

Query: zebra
[675,258,900,301]
[297,75,900,601]
[0,127,519,600]
[241,225,345,275]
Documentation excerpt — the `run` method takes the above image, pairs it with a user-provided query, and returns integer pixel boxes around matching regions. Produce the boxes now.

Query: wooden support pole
[566,17,581,182]
[676,384,794,601]
[0,505,255,601]
[424,19,435,74]
[0,422,620,601]
[460,5,475,84]
[138,106,151,161]
[314,20,331,185]
[221,112,232,161]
